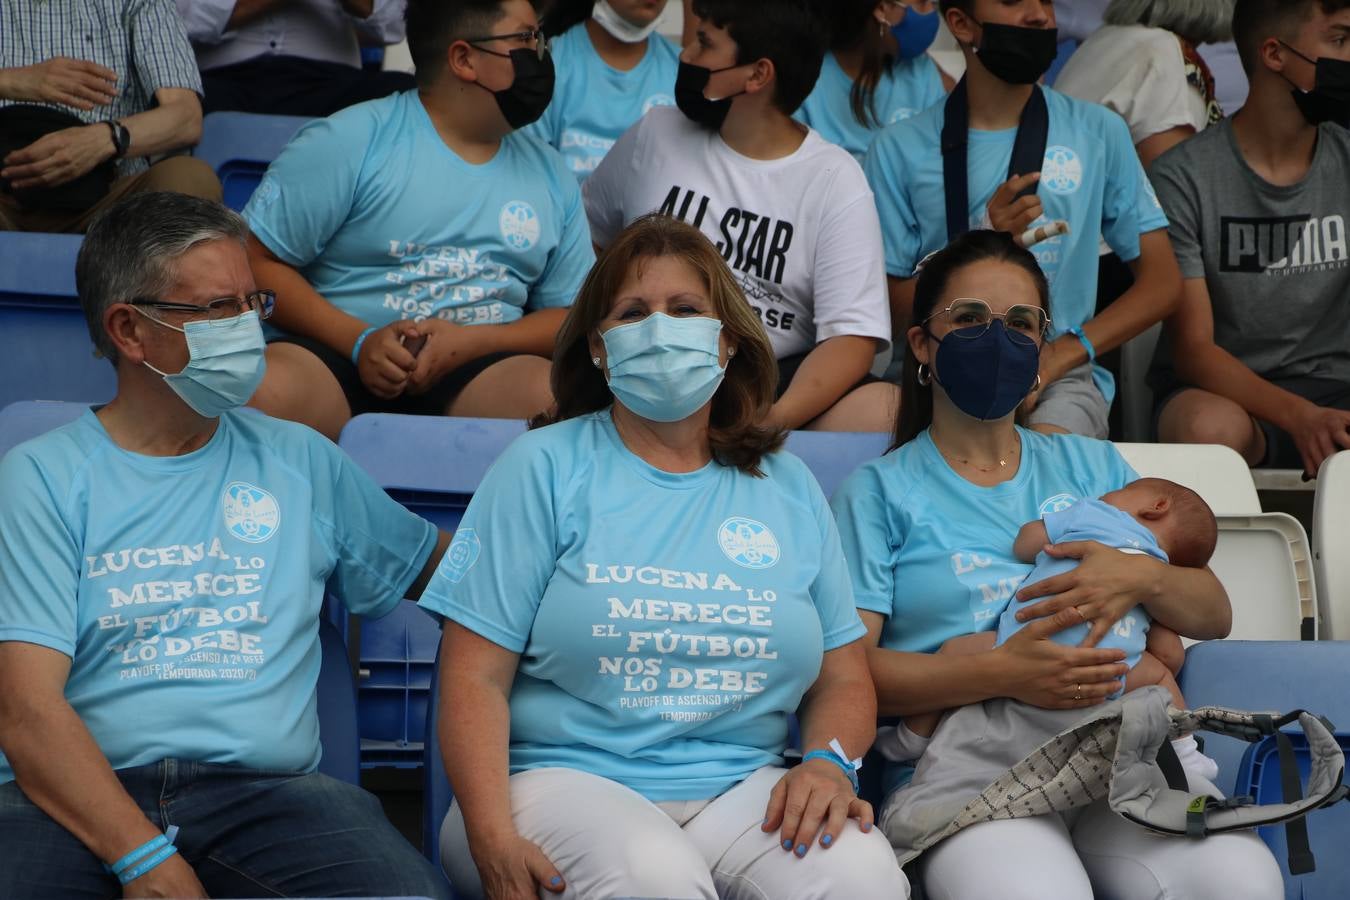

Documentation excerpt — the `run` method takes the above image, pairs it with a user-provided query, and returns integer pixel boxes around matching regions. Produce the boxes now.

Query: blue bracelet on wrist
[1069,326,1097,363]
[106,825,179,885]
[802,738,863,794]
[350,325,378,366]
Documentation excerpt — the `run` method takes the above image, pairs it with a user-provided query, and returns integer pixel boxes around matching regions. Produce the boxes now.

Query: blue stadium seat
[0,399,87,457]
[195,112,312,211]
[337,414,529,770]
[0,400,360,784]
[316,617,362,785]
[783,430,890,499]
[0,233,115,409]
[1180,641,1350,898]
[1178,641,1350,797]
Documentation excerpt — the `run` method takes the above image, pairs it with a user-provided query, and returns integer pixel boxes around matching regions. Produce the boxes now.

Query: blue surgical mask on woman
[890,6,940,60]
[140,310,267,418]
[601,312,726,422]
[932,320,1040,420]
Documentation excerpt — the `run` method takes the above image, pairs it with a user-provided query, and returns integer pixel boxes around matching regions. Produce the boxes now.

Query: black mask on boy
[973,22,1060,85]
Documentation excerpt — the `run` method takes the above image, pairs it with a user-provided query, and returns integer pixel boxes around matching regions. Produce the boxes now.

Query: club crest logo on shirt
[222,482,280,544]
[1038,493,1078,517]
[1041,146,1083,195]
[500,201,541,251]
[643,93,675,114]
[888,107,918,125]
[718,517,780,570]
[443,528,482,584]
[250,176,280,209]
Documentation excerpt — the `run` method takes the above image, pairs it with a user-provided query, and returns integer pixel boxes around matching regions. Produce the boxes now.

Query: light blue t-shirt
[831,427,1137,792]
[0,408,437,784]
[244,90,594,329]
[523,23,679,181]
[795,52,946,162]
[994,497,1166,684]
[418,410,866,802]
[862,88,1169,403]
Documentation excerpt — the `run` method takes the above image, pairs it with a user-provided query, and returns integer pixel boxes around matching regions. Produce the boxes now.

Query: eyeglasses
[922,298,1049,344]
[129,290,276,324]
[463,27,550,60]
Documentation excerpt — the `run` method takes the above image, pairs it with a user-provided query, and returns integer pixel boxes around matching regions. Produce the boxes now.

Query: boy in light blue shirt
[525,0,680,180]
[243,0,595,441]
[862,0,1182,439]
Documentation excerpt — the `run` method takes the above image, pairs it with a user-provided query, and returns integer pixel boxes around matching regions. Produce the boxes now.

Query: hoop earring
[1033,374,1042,391]
[917,363,932,387]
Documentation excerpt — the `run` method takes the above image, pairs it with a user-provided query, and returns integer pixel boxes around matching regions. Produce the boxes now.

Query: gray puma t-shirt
[1148,119,1350,392]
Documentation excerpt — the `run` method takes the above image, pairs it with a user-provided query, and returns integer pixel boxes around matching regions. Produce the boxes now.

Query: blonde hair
[539,214,785,475]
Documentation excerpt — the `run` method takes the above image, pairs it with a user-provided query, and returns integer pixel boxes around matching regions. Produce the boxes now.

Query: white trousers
[441,766,910,900]
[920,774,1284,900]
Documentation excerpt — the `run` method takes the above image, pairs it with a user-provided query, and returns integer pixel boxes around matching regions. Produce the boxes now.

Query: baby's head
[1099,478,1218,569]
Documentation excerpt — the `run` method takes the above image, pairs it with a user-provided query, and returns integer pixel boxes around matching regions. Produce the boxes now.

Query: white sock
[1171,733,1220,783]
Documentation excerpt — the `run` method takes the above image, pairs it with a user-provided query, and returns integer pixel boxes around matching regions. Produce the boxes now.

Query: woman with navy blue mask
[421,214,907,899]
[796,0,950,160]
[831,230,1278,899]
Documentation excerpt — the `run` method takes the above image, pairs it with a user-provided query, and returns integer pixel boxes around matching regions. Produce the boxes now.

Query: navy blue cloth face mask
[932,320,1041,420]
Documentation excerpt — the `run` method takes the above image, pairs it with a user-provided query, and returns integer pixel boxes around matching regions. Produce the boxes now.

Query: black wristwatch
[104,119,131,159]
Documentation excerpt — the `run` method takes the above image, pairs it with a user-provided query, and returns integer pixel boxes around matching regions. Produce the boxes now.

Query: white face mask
[592,0,663,44]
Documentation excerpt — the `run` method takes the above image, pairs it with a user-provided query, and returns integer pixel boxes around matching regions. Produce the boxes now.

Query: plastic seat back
[196,112,312,210]
[0,400,88,457]
[0,233,113,408]
[783,430,890,499]
[1313,451,1350,639]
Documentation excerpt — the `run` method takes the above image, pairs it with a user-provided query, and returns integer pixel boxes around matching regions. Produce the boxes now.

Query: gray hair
[1103,0,1235,45]
[76,192,248,365]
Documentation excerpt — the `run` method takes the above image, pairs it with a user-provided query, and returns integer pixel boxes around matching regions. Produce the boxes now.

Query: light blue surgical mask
[601,313,726,423]
[891,6,940,60]
[140,310,267,418]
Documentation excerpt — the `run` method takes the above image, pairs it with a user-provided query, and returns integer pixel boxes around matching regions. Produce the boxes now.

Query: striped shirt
[0,0,202,176]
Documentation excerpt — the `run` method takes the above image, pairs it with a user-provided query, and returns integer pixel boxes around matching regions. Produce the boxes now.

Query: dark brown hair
[538,214,785,475]
[815,0,895,128]
[1134,477,1219,569]
[891,230,1051,451]
[1233,0,1350,74]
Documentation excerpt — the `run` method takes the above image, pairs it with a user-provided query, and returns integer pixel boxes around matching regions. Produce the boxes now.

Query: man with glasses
[0,192,451,898]
[1149,0,1350,478]
[244,0,593,440]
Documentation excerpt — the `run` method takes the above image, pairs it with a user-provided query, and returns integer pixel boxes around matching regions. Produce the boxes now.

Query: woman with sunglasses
[796,0,949,162]
[830,230,1278,899]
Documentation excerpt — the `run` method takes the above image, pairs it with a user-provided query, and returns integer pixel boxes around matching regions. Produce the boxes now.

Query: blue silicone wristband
[350,325,378,366]
[106,835,166,876]
[802,750,861,794]
[119,843,179,885]
[1069,326,1096,363]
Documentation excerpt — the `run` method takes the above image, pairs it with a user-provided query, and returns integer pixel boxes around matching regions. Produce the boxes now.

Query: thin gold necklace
[932,430,1022,473]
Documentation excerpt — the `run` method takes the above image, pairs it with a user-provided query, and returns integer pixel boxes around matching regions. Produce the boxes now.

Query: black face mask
[675,61,746,130]
[1281,44,1350,127]
[972,21,1059,85]
[475,47,555,129]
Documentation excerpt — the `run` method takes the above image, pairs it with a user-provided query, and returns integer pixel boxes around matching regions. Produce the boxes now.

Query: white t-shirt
[583,107,890,359]
[1055,25,1210,146]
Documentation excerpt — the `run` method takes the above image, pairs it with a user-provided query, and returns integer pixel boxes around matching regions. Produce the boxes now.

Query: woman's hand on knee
[761,760,873,858]
[472,833,565,900]
[996,610,1128,709]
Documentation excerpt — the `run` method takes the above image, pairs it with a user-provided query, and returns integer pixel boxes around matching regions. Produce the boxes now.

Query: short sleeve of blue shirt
[831,462,902,619]
[243,110,369,268]
[862,123,926,279]
[0,444,81,655]
[802,461,867,650]
[308,440,439,619]
[418,433,557,652]
[1097,106,1169,262]
[529,154,595,310]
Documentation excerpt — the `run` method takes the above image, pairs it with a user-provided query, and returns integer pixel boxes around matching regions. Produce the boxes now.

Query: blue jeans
[0,759,451,899]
